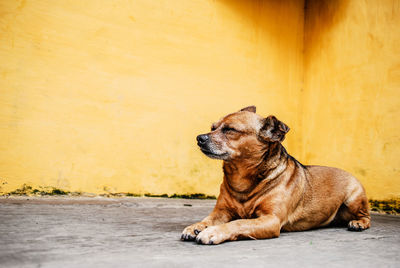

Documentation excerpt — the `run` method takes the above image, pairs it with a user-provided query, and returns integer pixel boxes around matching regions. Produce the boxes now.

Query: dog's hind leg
[339,183,371,231]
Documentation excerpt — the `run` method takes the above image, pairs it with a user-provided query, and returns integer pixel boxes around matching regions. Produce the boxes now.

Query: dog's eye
[222,127,237,133]
[211,126,217,131]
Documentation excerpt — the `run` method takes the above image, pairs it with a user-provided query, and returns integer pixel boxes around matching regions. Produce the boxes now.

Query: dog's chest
[230,198,259,219]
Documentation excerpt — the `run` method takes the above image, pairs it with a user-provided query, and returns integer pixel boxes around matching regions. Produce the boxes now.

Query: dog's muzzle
[196,134,228,160]
[196,134,209,147]
[196,134,213,153]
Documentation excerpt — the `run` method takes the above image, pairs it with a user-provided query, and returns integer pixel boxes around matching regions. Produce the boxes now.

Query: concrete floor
[0,197,399,268]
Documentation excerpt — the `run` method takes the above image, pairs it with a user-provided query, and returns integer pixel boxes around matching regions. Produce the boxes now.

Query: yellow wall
[0,0,305,196]
[0,0,399,199]
[303,0,400,199]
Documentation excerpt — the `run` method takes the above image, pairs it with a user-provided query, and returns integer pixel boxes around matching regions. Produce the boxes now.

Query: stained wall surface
[303,0,400,199]
[0,0,305,196]
[1,0,399,200]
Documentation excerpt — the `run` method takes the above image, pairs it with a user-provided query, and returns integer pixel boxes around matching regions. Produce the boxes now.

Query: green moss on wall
[7,184,70,196]
[369,199,400,215]
[7,185,399,211]
[1,184,217,199]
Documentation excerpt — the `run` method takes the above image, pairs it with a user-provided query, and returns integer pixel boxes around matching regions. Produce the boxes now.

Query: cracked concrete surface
[0,197,399,267]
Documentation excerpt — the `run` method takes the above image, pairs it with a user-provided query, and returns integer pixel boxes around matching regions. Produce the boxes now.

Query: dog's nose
[196,134,209,145]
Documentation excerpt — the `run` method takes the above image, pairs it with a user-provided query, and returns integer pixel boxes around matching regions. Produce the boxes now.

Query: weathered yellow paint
[303,0,400,199]
[0,0,304,196]
[0,0,399,199]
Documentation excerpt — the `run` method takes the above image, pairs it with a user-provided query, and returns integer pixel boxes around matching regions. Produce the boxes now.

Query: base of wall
[369,199,400,215]
[2,184,399,215]
[0,184,216,200]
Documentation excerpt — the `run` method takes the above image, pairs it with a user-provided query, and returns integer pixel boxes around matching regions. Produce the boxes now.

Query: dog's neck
[222,142,289,195]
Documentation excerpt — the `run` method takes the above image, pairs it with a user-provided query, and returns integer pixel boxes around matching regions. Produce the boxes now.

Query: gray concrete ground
[0,197,399,268]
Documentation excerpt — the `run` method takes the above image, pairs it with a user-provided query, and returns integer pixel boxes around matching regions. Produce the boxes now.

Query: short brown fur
[181,106,370,245]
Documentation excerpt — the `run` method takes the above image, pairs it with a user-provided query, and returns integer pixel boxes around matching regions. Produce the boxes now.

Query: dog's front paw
[195,226,228,245]
[181,222,207,241]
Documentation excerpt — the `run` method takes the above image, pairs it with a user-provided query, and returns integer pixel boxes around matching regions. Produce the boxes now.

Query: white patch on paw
[195,226,226,245]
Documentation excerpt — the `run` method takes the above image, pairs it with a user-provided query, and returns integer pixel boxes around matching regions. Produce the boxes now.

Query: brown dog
[181,106,370,245]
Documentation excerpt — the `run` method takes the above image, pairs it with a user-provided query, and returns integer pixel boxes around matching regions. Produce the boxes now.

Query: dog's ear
[259,115,290,142]
[240,106,256,113]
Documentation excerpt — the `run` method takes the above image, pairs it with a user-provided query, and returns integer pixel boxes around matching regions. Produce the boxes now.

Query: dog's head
[196,106,290,161]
